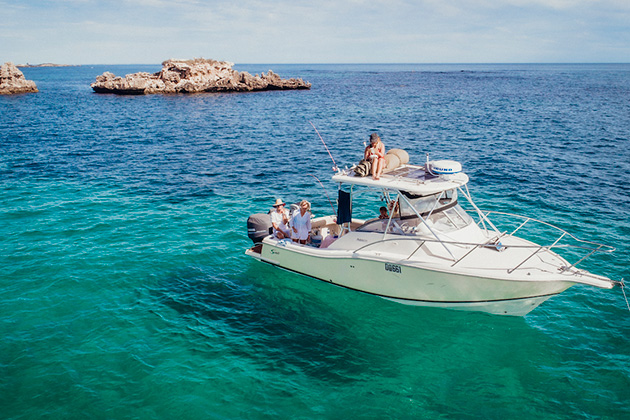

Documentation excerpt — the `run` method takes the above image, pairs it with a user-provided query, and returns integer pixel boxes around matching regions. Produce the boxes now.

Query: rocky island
[0,62,38,94]
[18,63,72,68]
[91,58,311,94]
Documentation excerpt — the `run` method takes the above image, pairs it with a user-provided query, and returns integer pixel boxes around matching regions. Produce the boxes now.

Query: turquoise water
[1,64,629,419]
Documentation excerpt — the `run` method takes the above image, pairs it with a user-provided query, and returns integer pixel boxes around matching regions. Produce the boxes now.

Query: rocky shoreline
[0,62,38,95]
[91,58,311,95]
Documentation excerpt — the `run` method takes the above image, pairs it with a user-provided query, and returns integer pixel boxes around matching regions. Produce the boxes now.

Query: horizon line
[16,61,630,67]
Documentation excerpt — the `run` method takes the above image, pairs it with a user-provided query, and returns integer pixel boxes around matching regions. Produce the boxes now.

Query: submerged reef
[91,58,311,94]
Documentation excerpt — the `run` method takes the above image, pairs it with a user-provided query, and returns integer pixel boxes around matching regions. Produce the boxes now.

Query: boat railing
[351,212,614,274]
[353,236,611,260]
[465,210,615,272]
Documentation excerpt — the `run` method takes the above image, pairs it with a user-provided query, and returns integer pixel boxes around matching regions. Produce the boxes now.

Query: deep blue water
[1,63,629,419]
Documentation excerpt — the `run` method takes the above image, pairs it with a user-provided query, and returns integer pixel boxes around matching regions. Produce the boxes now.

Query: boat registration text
[385,263,402,274]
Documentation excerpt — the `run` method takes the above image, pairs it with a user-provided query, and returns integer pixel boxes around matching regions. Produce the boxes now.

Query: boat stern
[245,243,264,260]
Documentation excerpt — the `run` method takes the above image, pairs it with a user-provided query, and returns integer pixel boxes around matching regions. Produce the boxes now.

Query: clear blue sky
[1,0,629,64]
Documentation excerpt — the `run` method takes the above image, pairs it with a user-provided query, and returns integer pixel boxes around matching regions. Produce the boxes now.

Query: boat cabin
[329,161,474,238]
[356,188,474,236]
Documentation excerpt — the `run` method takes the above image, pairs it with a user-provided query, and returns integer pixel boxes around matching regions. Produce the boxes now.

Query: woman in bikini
[364,133,385,180]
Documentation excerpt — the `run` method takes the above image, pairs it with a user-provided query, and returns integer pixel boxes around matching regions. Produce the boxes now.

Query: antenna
[425,152,435,175]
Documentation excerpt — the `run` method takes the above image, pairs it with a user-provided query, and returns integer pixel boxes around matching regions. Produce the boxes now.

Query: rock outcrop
[91,58,311,94]
[0,62,38,94]
[18,63,71,68]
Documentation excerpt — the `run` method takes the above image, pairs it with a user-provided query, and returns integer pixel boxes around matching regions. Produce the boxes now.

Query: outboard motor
[247,213,273,243]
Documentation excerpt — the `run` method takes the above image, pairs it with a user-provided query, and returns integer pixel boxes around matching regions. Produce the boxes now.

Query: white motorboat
[245,155,616,316]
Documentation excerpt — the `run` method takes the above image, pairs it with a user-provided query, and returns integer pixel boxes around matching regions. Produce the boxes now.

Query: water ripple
[1,64,629,419]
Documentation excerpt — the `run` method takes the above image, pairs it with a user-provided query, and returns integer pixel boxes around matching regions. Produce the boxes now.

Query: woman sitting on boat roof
[364,133,385,180]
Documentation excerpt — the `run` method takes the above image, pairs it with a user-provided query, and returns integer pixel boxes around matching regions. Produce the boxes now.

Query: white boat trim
[248,239,569,316]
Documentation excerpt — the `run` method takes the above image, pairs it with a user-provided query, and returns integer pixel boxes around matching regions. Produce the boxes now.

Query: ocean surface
[1,63,629,419]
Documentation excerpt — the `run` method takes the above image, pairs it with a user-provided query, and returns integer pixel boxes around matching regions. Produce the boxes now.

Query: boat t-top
[245,151,616,316]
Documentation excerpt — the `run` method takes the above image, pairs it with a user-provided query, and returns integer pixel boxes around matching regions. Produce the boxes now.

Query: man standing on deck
[270,198,291,239]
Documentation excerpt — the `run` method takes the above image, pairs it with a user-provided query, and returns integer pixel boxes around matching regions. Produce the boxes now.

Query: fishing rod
[307,122,339,214]
[309,121,339,172]
[308,174,337,214]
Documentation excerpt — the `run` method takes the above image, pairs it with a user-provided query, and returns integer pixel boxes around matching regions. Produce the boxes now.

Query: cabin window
[426,205,473,232]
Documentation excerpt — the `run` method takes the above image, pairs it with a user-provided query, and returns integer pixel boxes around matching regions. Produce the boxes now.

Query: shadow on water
[147,256,580,388]
[150,264,380,383]
[232,261,630,419]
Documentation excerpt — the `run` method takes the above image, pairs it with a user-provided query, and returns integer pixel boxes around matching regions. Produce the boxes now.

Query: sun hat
[273,198,285,207]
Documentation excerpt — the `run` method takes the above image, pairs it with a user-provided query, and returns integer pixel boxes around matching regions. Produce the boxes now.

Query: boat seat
[329,224,341,236]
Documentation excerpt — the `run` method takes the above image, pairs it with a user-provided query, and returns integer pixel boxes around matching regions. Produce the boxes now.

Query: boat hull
[247,239,576,316]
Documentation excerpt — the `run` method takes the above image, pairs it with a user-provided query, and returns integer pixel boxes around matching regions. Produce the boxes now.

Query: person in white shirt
[270,198,291,239]
[291,200,312,244]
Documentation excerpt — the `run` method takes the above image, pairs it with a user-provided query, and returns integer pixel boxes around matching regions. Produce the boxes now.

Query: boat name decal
[385,263,402,274]
[270,249,280,255]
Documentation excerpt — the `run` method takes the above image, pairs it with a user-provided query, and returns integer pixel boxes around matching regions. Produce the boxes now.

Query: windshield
[357,189,473,235]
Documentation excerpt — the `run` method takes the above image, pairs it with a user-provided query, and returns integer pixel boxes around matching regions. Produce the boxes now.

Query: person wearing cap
[291,200,312,244]
[270,198,291,239]
[364,132,385,180]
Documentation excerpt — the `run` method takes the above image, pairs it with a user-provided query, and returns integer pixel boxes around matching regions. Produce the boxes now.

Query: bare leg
[375,158,384,180]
